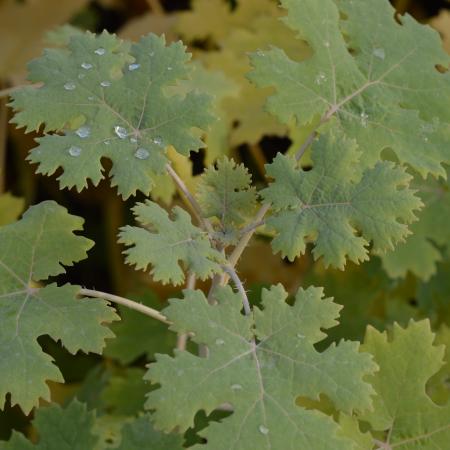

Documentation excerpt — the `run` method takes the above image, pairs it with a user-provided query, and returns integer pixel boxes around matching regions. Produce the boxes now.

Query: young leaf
[197,157,257,230]
[359,320,450,448]
[249,0,450,177]
[0,400,98,449]
[145,285,377,449]
[119,201,224,285]
[0,201,117,413]
[10,32,214,198]
[262,131,422,268]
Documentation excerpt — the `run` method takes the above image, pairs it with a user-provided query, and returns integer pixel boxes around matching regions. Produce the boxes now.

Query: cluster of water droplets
[360,111,369,128]
[315,72,327,85]
[64,82,76,91]
[372,48,386,60]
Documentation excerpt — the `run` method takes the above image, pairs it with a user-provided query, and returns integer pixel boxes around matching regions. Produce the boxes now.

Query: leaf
[0,400,98,450]
[261,131,422,268]
[112,415,183,450]
[197,157,257,232]
[0,192,24,226]
[380,173,450,281]
[119,200,224,285]
[0,201,117,413]
[145,285,377,449]
[359,320,450,448]
[104,291,176,364]
[249,0,450,177]
[10,32,214,198]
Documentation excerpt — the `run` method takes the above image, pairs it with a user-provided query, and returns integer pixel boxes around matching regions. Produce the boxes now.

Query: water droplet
[68,146,82,157]
[149,51,155,56]
[94,47,106,56]
[114,126,128,139]
[153,136,163,146]
[297,333,305,339]
[259,425,269,435]
[130,137,137,143]
[100,80,111,87]
[88,96,95,101]
[215,338,225,346]
[256,50,265,57]
[103,139,111,145]
[315,72,327,85]
[81,62,93,70]
[424,136,429,143]
[78,73,85,79]
[323,41,330,48]
[64,82,76,91]
[360,112,369,127]
[231,384,243,391]
[373,48,385,60]
[134,148,150,160]
[167,66,173,71]
[76,126,90,138]
[129,63,141,71]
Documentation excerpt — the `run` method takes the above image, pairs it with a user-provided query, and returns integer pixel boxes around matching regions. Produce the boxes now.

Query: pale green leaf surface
[249,0,450,177]
[0,400,98,450]
[197,157,257,229]
[119,201,224,285]
[0,201,117,413]
[360,320,450,448]
[104,291,176,364]
[262,132,422,268]
[146,285,377,449]
[380,174,450,281]
[10,32,213,198]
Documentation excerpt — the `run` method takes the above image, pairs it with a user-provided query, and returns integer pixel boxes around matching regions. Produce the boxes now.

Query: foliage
[2,0,450,448]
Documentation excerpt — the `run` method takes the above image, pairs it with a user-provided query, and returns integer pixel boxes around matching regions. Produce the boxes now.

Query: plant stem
[165,163,214,235]
[146,0,164,15]
[222,265,251,315]
[79,288,170,324]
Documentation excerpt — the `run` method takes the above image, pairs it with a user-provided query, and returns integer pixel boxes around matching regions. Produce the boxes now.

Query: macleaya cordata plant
[1,0,450,448]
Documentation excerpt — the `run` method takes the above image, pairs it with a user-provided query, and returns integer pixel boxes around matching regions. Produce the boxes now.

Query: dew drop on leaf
[94,47,105,55]
[373,48,386,60]
[88,96,95,101]
[75,126,90,138]
[259,425,269,435]
[153,136,163,146]
[315,72,327,85]
[129,63,141,71]
[81,62,93,70]
[114,126,128,139]
[231,384,243,391]
[360,112,369,127]
[100,80,111,87]
[63,82,76,91]
[78,73,85,80]
[130,137,138,143]
[167,66,173,71]
[134,148,150,160]
[68,146,82,157]
[297,333,305,339]
[103,139,111,145]
[215,338,225,346]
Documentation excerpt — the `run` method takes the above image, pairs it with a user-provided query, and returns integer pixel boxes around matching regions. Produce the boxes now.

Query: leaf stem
[222,265,251,315]
[79,288,170,325]
[165,163,214,235]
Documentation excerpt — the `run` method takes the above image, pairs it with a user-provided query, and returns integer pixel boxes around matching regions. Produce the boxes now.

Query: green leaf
[146,285,377,449]
[0,201,117,413]
[249,0,450,177]
[197,157,257,231]
[262,131,422,268]
[380,173,450,281]
[10,31,214,198]
[359,320,450,448]
[112,415,183,450]
[0,192,24,226]
[119,201,224,285]
[1,400,98,450]
[104,291,176,364]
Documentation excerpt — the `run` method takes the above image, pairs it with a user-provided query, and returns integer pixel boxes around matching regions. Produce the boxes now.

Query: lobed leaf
[10,31,214,198]
[262,131,422,268]
[119,200,224,285]
[146,284,377,449]
[0,201,117,413]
